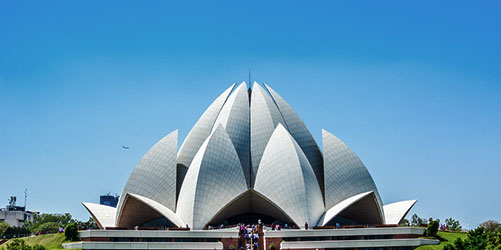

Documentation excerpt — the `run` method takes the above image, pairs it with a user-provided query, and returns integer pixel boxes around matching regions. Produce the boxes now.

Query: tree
[479,220,500,233]
[29,213,75,233]
[426,219,439,237]
[4,226,30,238]
[445,217,462,232]
[0,221,11,237]
[64,223,79,241]
[76,217,98,230]
[441,227,501,250]
[400,219,410,227]
[411,214,426,226]
[35,222,59,234]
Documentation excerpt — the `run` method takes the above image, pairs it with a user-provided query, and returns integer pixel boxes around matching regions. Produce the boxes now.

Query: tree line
[0,213,97,239]
[402,214,501,249]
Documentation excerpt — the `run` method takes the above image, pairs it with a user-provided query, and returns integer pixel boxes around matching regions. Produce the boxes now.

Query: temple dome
[83,82,418,230]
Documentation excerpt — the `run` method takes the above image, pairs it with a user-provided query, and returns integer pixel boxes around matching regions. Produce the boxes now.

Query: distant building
[99,194,119,208]
[0,196,38,227]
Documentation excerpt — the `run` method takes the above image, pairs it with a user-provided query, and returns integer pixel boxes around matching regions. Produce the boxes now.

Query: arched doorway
[205,190,297,228]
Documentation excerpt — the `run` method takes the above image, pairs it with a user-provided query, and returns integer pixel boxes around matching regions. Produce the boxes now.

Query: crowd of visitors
[236,219,309,250]
[239,223,260,250]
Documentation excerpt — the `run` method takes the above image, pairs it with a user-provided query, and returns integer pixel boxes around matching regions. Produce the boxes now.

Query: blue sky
[1,1,500,229]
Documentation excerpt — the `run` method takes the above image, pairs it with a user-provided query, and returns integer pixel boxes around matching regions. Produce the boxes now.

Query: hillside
[3,233,71,250]
[416,231,468,250]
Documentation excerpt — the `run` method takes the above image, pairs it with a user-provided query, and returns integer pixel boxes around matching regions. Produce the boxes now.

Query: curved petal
[176,125,248,230]
[384,200,417,225]
[264,84,324,193]
[322,129,384,220]
[321,191,384,226]
[254,124,324,228]
[116,129,178,223]
[177,83,236,170]
[117,193,184,228]
[211,82,251,186]
[250,83,287,182]
[82,202,116,229]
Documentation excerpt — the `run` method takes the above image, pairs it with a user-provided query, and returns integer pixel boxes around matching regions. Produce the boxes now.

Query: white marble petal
[322,129,384,220]
[254,124,324,228]
[264,84,324,192]
[177,84,236,170]
[250,83,287,183]
[384,200,418,225]
[176,125,248,229]
[211,82,251,186]
[82,202,116,229]
[116,129,178,223]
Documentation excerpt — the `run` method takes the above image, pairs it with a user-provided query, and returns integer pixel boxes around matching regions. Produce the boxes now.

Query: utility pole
[24,188,28,209]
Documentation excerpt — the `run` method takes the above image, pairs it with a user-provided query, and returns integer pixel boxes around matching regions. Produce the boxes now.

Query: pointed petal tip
[263,83,273,91]
[385,199,417,206]
[213,123,226,132]
[276,122,287,131]
[252,81,263,89]
[235,82,248,91]
[322,128,333,135]
[322,129,342,141]
[224,83,237,92]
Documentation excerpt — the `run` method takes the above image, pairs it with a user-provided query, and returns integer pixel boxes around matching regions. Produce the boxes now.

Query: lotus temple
[65,82,438,250]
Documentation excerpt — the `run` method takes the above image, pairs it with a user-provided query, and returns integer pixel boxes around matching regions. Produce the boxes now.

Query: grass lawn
[416,231,468,250]
[3,233,75,250]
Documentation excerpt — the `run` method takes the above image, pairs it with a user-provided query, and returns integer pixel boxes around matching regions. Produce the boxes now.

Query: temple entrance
[205,189,297,228]
[210,212,285,227]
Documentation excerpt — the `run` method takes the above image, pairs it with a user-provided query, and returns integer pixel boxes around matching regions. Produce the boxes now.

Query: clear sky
[1,1,500,230]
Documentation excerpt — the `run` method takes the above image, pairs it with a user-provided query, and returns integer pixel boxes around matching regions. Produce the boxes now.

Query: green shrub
[31,245,46,250]
[440,227,501,250]
[64,223,79,241]
[425,219,439,237]
[269,243,276,250]
[3,239,31,250]
[2,239,46,250]
[443,243,455,250]
[228,245,235,250]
